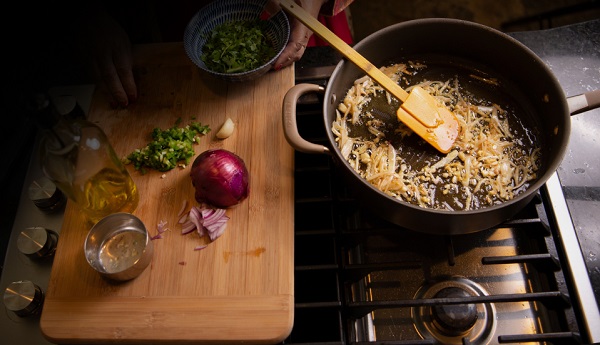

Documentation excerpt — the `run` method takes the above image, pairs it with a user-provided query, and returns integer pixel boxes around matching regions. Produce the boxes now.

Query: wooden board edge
[40,294,294,344]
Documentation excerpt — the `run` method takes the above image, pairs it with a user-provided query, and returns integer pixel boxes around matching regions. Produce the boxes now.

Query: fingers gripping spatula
[278,0,459,153]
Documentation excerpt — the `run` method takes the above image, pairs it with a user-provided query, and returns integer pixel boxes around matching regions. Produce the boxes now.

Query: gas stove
[2,20,600,345]
[279,20,600,344]
[283,91,598,344]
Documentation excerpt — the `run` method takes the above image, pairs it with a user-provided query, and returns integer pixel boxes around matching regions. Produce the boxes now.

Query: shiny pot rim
[283,18,583,234]
[325,18,570,217]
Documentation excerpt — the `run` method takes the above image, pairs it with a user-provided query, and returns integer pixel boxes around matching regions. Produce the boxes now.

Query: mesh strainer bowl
[184,0,290,82]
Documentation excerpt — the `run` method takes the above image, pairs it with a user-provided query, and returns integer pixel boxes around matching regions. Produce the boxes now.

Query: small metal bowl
[183,0,290,82]
[84,213,153,282]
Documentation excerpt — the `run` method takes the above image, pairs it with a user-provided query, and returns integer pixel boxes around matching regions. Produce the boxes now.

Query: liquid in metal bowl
[84,213,153,281]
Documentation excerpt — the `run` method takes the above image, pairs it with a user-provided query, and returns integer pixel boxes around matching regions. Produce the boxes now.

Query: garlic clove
[216,118,235,139]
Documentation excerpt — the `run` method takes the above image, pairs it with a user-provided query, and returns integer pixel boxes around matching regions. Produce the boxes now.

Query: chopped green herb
[123,121,211,173]
[201,19,276,74]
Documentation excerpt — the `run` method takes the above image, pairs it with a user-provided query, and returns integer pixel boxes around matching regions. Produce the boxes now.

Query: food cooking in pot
[332,61,542,211]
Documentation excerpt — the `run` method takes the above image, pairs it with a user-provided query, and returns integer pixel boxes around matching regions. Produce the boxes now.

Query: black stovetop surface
[295,19,600,312]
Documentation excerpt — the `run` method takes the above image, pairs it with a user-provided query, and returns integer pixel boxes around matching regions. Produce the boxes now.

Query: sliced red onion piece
[179,213,188,224]
[188,206,206,237]
[178,199,189,217]
[205,217,228,233]
[157,220,169,233]
[202,208,227,227]
[196,223,207,237]
[181,221,196,234]
[179,204,230,245]
[208,223,227,241]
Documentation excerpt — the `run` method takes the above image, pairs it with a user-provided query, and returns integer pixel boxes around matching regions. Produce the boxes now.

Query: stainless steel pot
[283,18,600,235]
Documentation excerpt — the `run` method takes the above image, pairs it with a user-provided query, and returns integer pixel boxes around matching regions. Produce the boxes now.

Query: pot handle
[567,89,600,115]
[283,83,331,154]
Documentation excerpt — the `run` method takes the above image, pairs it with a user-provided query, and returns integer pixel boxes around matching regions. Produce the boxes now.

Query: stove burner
[431,287,478,336]
[412,276,496,345]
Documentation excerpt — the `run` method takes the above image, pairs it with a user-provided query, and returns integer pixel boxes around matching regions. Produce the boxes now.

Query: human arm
[76,2,137,108]
[74,0,354,107]
[271,0,354,70]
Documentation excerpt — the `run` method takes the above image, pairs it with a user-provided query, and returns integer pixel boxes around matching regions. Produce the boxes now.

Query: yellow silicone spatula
[278,0,459,153]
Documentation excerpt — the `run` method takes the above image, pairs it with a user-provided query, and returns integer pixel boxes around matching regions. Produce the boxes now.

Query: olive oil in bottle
[29,93,138,224]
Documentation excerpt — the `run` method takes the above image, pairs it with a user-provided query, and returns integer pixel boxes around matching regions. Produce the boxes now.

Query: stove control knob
[17,227,59,259]
[3,281,45,317]
[28,176,66,213]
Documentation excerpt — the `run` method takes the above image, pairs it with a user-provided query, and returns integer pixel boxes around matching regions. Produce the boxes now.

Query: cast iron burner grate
[278,82,583,345]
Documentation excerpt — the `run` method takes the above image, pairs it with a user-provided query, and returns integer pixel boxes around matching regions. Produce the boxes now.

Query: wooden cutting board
[40,43,295,344]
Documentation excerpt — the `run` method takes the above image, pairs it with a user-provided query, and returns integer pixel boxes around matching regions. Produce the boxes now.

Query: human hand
[77,6,137,108]
[270,0,328,71]
[76,0,329,105]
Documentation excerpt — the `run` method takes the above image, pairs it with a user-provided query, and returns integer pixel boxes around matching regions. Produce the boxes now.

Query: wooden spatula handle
[279,0,409,102]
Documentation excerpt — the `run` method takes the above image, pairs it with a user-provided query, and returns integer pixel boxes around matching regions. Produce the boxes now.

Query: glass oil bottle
[29,93,138,224]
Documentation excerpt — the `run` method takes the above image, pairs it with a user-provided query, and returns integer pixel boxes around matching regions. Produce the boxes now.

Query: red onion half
[190,149,249,208]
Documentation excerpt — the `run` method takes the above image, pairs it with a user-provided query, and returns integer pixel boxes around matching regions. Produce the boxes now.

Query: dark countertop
[509,19,600,306]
